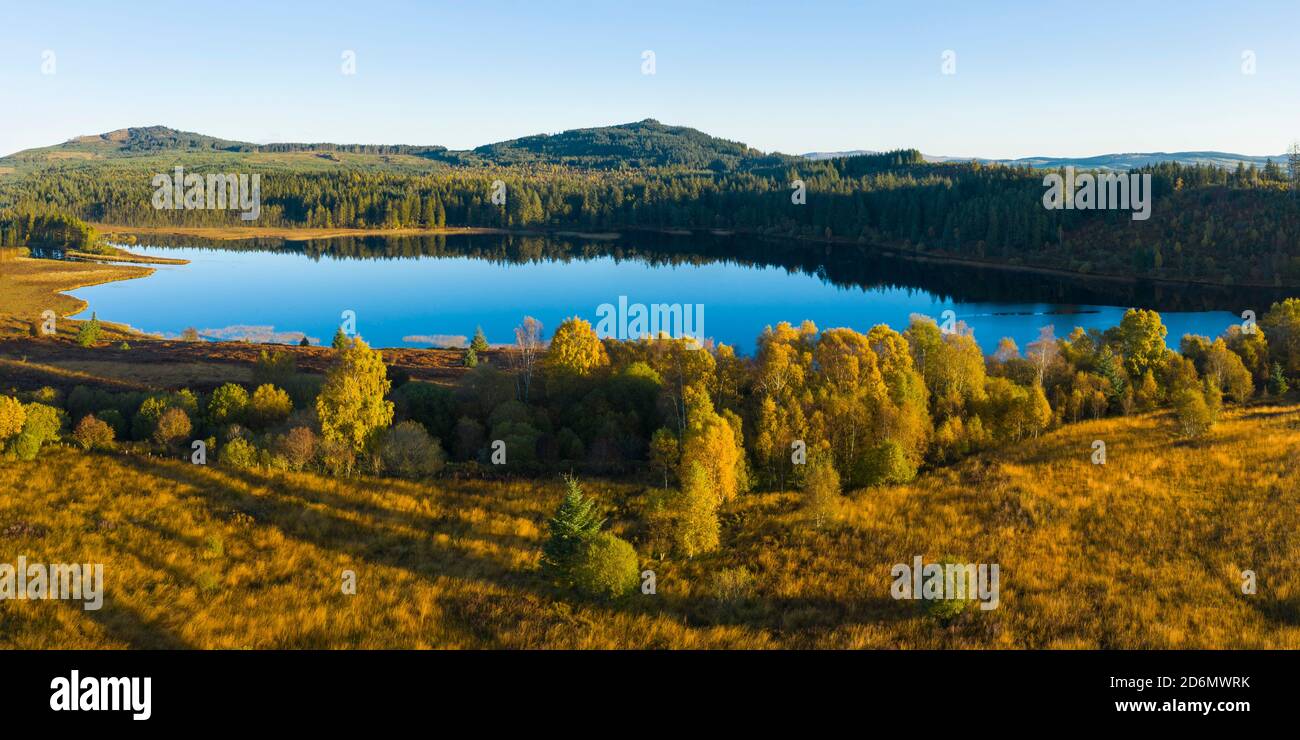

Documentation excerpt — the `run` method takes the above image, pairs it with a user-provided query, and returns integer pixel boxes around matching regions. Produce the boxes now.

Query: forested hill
[3,121,1300,288]
[2,125,450,162]
[454,119,793,170]
[0,120,787,171]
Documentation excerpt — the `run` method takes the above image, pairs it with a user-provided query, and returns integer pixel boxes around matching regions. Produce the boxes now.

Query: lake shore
[0,256,154,320]
[90,222,1300,291]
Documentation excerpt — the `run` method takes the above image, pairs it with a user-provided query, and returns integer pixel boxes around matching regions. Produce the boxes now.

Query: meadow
[3,402,1297,649]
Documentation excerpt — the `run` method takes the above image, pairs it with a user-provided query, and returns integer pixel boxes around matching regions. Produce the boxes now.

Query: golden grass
[2,405,1298,649]
[0,256,152,321]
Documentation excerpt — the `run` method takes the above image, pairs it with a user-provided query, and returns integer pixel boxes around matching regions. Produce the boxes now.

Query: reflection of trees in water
[127,232,1294,314]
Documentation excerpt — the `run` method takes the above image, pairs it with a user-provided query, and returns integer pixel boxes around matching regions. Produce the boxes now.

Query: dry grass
[0,256,152,321]
[2,404,1298,649]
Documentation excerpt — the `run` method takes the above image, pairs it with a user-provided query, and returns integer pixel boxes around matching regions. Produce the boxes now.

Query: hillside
[806,149,1290,170]
[1,120,785,173]
[460,119,791,170]
[3,403,1298,649]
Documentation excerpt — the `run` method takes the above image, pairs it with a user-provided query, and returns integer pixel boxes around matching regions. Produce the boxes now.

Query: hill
[1,120,786,172]
[806,149,1288,170]
[460,118,792,170]
[3,403,1298,648]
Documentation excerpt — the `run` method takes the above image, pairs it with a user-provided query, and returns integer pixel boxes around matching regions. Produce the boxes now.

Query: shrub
[1173,387,1214,438]
[10,402,62,461]
[73,415,116,450]
[219,437,258,470]
[247,384,293,428]
[318,437,356,476]
[710,566,756,604]
[278,426,317,471]
[132,392,196,440]
[208,383,250,427]
[0,396,26,443]
[802,456,842,529]
[76,313,102,347]
[379,420,446,478]
[569,532,640,599]
[1268,362,1289,396]
[153,407,192,447]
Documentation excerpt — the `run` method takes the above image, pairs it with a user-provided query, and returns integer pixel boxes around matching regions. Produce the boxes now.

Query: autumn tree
[1117,308,1169,381]
[543,316,609,391]
[316,336,394,463]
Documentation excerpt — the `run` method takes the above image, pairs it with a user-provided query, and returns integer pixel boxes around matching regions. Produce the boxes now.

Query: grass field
[3,404,1297,649]
[0,256,152,323]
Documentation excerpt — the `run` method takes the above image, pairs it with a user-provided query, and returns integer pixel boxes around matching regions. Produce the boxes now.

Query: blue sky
[1,0,1297,158]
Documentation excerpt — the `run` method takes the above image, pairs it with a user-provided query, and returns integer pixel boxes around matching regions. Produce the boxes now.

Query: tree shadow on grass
[74,594,193,649]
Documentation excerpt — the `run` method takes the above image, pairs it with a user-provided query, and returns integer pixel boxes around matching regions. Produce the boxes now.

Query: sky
[1,0,1297,159]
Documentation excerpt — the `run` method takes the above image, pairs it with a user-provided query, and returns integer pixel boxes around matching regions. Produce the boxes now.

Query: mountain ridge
[2,122,1288,172]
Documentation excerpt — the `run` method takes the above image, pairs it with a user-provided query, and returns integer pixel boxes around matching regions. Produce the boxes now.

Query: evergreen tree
[540,474,604,582]
[470,326,490,353]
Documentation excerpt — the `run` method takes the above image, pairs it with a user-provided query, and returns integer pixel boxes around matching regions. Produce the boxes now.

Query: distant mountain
[802,149,878,161]
[805,149,1288,171]
[2,120,792,172]
[2,126,447,163]
[457,119,794,170]
[2,122,1286,173]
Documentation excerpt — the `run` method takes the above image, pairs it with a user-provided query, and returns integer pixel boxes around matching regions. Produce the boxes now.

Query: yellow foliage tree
[543,317,609,389]
[316,337,394,457]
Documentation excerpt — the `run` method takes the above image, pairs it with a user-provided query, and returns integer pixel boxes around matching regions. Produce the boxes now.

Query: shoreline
[0,256,154,332]
[90,222,1300,292]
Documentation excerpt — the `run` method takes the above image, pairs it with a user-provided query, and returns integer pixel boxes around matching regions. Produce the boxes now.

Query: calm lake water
[68,233,1282,355]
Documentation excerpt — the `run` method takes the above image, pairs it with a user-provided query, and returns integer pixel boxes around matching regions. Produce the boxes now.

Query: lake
[68,232,1284,355]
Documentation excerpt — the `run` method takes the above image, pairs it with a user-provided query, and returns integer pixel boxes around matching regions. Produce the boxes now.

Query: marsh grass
[2,404,1298,649]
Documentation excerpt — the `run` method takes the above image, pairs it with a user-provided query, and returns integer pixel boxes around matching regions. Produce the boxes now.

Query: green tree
[208,383,250,427]
[76,313,102,347]
[1117,309,1168,381]
[540,474,605,584]
[470,326,490,353]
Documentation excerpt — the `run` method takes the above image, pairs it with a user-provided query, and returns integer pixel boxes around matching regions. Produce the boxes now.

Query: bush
[801,456,842,529]
[318,437,356,476]
[208,383,250,426]
[379,420,446,478]
[152,406,192,447]
[247,384,293,428]
[569,532,640,599]
[76,313,101,347]
[0,396,26,443]
[219,437,258,470]
[1173,387,1214,438]
[10,402,62,461]
[73,414,116,450]
[710,566,756,605]
[278,426,317,471]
